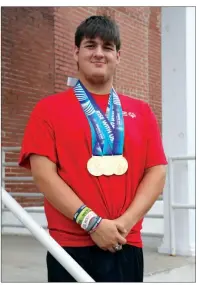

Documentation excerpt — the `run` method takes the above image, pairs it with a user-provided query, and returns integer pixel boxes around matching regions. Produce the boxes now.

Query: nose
[93,45,104,59]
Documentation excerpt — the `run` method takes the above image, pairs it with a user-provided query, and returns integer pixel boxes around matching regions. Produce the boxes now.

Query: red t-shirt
[19,88,167,248]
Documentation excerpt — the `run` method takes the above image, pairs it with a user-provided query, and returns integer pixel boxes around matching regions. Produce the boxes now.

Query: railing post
[168,158,176,256]
[159,156,195,256]
[1,148,6,230]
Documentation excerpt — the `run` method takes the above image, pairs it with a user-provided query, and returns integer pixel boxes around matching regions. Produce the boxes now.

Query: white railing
[168,156,196,256]
[1,147,94,282]
[1,188,94,282]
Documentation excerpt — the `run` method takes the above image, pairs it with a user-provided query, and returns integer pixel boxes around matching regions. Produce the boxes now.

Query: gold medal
[75,81,127,177]
[87,155,128,176]
[101,156,115,176]
[114,155,128,175]
[87,156,103,176]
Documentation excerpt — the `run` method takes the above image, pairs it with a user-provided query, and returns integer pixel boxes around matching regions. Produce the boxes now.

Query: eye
[86,44,95,48]
[104,46,114,50]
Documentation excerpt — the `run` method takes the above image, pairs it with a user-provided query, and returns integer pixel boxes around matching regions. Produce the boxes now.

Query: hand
[89,219,127,253]
[114,215,134,238]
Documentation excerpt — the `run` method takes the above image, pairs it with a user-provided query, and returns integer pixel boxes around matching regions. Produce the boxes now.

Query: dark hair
[75,15,121,51]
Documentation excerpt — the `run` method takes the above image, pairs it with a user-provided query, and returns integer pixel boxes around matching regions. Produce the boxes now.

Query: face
[74,37,121,84]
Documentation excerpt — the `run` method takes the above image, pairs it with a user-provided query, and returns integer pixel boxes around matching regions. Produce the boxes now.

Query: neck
[78,74,113,95]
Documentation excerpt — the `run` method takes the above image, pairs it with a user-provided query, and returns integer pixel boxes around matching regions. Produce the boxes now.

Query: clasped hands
[89,217,131,253]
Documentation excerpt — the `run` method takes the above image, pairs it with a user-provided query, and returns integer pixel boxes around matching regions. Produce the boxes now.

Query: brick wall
[2,7,55,206]
[53,7,162,120]
[2,7,162,207]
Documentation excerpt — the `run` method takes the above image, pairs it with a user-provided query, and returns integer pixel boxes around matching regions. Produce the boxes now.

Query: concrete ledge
[144,264,195,282]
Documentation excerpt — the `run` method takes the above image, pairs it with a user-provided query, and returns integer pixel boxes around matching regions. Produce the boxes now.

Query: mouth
[91,61,105,64]
[91,62,106,67]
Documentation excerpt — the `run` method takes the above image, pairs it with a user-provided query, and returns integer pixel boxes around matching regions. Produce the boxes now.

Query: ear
[74,46,79,63]
[116,50,121,65]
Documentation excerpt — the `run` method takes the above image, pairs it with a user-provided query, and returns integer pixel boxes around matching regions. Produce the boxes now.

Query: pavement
[1,235,195,282]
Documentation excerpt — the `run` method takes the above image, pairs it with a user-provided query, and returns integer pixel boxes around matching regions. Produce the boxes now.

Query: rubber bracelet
[89,217,102,234]
[86,216,99,232]
[73,204,86,221]
[81,211,97,230]
[76,207,91,224]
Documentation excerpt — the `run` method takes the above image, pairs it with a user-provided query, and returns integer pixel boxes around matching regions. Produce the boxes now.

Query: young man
[19,15,167,282]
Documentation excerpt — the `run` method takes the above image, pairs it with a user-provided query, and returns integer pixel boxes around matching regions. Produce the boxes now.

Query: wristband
[89,217,102,234]
[73,204,102,233]
[73,204,86,221]
[81,211,96,230]
[76,207,91,224]
[86,216,99,232]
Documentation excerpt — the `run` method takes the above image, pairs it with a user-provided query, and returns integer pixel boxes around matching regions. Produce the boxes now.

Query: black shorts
[47,244,144,282]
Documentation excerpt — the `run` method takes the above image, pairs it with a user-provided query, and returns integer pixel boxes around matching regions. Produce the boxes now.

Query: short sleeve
[19,101,58,169]
[144,104,167,169]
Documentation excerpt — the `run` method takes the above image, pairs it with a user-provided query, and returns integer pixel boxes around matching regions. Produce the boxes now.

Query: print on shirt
[122,111,136,118]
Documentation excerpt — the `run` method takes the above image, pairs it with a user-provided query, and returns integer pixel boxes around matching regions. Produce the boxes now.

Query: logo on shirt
[122,111,136,118]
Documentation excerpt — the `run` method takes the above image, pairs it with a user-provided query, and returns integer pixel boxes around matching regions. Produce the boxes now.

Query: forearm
[33,172,83,220]
[34,173,83,219]
[121,165,166,230]
[30,155,83,220]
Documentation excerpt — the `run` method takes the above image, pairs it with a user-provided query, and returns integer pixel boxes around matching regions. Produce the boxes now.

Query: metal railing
[1,188,94,282]
[1,147,42,205]
[168,155,196,256]
[1,146,94,281]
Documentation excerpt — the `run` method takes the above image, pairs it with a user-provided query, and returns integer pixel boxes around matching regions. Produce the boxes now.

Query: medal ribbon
[74,80,124,156]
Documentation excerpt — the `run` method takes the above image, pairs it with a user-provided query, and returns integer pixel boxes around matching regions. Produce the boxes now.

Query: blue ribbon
[74,80,124,156]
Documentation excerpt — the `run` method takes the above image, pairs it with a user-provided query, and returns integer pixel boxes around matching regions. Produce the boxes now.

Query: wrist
[119,212,136,231]
[73,204,102,233]
[88,217,102,234]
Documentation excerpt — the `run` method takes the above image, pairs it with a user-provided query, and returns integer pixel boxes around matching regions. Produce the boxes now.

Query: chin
[85,72,106,83]
[90,75,107,84]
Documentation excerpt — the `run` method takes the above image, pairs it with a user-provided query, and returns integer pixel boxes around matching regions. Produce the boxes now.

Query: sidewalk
[1,235,195,282]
